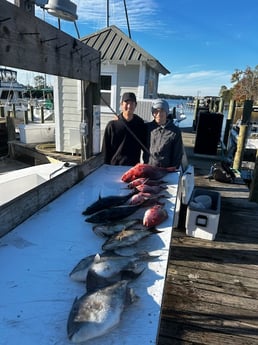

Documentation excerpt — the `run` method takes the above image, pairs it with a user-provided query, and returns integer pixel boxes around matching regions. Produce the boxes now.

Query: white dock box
[186,188,221,240]
[18,123,55,144]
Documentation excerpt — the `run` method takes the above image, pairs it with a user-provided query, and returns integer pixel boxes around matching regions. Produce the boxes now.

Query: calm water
[167,99,194,128]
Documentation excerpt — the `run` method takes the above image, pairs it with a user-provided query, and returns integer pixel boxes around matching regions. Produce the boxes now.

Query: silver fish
[86,252,146,291]
[102,225,161,251]
[92,219,141,237]
[67,280,138,343]
[69,251,154,284]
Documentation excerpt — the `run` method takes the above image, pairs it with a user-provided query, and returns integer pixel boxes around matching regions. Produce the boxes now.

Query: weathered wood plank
[0,0,100,82]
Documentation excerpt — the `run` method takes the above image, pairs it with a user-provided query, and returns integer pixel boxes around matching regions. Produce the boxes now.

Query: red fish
[135,184,166,194]
[127,178,166,189]
[143,205,168,227]
[128,192,165,205]
[121,163,177,183]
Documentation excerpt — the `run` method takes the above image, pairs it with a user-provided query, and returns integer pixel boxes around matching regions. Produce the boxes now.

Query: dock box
[18,123,55,144]
[186,188,221,240]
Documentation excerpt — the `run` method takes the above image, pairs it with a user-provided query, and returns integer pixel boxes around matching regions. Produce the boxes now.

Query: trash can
[194,112,223,155]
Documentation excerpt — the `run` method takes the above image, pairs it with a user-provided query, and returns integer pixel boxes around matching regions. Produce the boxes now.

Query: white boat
[0,67,27,113]
[0,68,54,122]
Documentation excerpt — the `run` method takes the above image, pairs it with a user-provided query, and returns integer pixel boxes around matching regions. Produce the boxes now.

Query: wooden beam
[0,0,100,83]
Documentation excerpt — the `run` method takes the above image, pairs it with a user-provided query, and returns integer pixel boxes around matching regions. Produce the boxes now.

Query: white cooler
[186,188,221,240]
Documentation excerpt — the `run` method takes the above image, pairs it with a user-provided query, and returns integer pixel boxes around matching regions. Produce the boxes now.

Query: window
[100,75,111,107]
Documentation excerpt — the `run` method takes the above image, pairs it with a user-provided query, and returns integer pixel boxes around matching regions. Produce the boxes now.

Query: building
[55,25,170,155]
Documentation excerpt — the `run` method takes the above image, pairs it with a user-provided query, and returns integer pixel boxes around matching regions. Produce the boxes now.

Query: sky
[5,0,258,97]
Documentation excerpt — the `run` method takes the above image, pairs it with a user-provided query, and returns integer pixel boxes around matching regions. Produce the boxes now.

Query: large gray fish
[86,252,146,292]
[102,225,161,251]
[82,190,137,216]
[69,251,154,283]
[85,201,147,223]
[67,280,138,343]
[92,219,141,237]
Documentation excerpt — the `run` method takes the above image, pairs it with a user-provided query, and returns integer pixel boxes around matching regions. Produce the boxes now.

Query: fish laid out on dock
[143,204,168,227]
[84,201,148,223]
[82,190,138,216]
[69,251,155,284]
[86,252,150,292]
[135,183,167,194]
[127,192,166,205]
[102,225,161,251]
[121,163,177,182]
[67,280,138,343]
[92,219,141,237]
[127,177,167,189]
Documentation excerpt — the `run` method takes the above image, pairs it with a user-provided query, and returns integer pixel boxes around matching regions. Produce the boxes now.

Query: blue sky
[7,0,258,97]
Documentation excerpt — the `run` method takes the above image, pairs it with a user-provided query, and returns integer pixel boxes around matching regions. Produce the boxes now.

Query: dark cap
[122,92,137,103]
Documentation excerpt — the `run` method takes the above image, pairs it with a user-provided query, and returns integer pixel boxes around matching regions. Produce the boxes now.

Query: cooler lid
[181,165,195,205]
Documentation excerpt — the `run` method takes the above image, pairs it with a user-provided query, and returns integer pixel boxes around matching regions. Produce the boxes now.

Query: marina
[1,2,258,344]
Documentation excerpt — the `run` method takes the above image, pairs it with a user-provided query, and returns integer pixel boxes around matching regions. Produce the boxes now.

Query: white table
[0,164,180,345]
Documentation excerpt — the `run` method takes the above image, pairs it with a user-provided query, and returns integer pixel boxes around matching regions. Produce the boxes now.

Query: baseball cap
[152,99,169,114]
[122,92,137,103]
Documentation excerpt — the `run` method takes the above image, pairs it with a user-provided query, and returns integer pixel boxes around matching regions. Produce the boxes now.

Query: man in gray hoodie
[143,99,183,169]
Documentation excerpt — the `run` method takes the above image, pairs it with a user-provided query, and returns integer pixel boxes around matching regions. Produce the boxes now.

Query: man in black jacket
[102,92,147,166]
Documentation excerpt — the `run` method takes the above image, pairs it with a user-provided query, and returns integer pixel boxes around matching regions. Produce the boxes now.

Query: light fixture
[45,0,78,22]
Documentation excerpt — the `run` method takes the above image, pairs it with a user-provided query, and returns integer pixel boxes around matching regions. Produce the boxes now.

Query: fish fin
[93,253,101,263]
[126,287,139,305]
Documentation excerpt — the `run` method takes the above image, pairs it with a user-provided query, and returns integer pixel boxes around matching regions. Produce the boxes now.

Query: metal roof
[80,25,170,75]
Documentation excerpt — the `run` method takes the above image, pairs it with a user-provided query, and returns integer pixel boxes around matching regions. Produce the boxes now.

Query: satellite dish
[45,0,78,21]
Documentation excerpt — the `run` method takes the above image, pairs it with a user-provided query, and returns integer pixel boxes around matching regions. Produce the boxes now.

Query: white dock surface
[0,164,180,345]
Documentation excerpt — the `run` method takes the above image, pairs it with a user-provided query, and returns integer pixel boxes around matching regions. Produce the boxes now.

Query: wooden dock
[158,127,258,345]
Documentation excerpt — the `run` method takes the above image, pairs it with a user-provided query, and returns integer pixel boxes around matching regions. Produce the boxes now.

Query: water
[167,99,194,128]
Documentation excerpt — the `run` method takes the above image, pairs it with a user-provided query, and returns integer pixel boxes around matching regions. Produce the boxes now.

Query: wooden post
[12,103,16,118]
[24,110,29,124]
[242,100,253,124]
[6,114,16,141]
[0,106,4,118]
[233,125,248,171]
[41,106,44,123]
[223,99,236,147]
[218,98,224,113]
[192,99,199,131]
[249,150,258,203]
[30,104,34,122]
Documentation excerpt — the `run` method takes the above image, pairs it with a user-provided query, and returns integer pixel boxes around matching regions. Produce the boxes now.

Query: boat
[0,67,27,113]
[169,104,187,126]
[0,68,54,122]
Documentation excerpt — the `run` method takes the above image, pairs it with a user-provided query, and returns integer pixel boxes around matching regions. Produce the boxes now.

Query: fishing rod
[100,95,152,157]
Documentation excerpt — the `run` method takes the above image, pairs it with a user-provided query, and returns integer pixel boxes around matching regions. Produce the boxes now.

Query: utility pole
[107,0,110,27]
